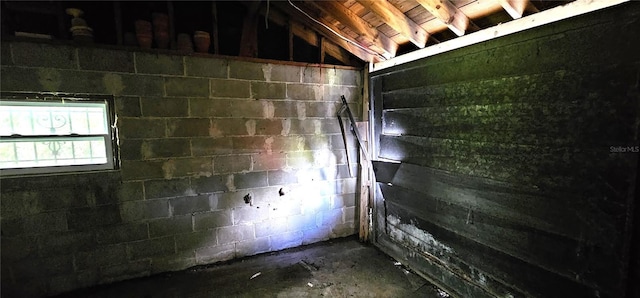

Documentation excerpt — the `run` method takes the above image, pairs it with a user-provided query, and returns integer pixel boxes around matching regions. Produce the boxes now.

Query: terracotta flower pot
[177,33,193,53]
[135,20,152,34]
[136,33,153,49]
[154,31,170,49]
[193,31,210,53]
[152,13,169,31]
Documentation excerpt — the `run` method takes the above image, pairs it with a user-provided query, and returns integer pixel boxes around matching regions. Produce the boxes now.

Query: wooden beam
[415,0,469,36]
[212,1,220,54]
[272,1,378,62]
[324,39,353,65]
[499,0,529,19]
[357,0,428,48]
[113,1,123,45]
[372,0,630,72]
[318,36,326,63]
[289,19,294,61]
[239,2,260,57]
[307,0,398,58]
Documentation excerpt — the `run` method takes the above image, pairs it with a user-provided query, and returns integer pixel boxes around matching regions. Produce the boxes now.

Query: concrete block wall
[0,41,363,297]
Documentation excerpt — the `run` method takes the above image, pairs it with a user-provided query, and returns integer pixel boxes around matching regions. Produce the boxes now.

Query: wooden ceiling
[252,0,571,64]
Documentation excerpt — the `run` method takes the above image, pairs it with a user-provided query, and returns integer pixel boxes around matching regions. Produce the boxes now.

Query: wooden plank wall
[369,2,640,297]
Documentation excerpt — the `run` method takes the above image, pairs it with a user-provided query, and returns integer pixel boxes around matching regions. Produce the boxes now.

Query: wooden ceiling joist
[415,0,470,36]
[271,1,378,62]
[499,0,529,19]
[356,0,429,48]
[306,0,399,58]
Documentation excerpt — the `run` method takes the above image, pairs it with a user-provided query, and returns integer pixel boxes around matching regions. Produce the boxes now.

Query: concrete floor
[52,236,449,298]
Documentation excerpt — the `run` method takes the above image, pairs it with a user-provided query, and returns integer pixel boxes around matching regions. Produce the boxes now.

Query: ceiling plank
[357,0,429,48]
[306,0,398,58]
[271,1,378,62]
[414,0,470,36]
[499,0,529,19]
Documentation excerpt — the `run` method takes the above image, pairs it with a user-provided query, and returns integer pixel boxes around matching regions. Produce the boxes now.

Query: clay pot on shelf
[66,8,93,42]
[193,31,210,53]
[177,33,193,53]
[152,13,170,49]
[134,20,153,49]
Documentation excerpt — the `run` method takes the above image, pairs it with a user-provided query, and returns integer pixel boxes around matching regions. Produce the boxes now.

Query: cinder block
[149,215,193,237]
[336,178,358,195]
[1,42,13,65]
[189,98,232,117]
[269,202,302,219]
[38,231,94,256]
[331,193,356,209]
[255,119,283,135]
[232,136,267,153]
[232,206,268,225]
[287,83,323,100]
[267,170,298,186]
[306,102,340,118]
[118,118,166,139]
[115,182,144,203]
[165,77,209,97]
[11,42,76,69]
[229,99,265,118]
[100,259,151,281]
[331,221,357,238]
[195,243,235,264]
[216,191,252,210]
[254,217,287,238]
[175,230,217,251]
[271,64,301,82]
[286,151,314,169]
[320,119,341,134]
[95,223,149,245]
[302,226,331,245]
[234,171,268,189]
[170,195,214,216]
[127,236,176,259]
[193,210,232,230]
[47,273,82,296]
[252,152,286,171]
[75,244,128,269]
[191,175,227,194]
[120,139,143,161]
[160,157,214,179]
[272,101,298,118]
[302,67,321,84]
[185,56,227,78]
[141,139,191,159]
[120,160,165,181]
[210,119,248,136]
[1,235,38,261]
[120,199,170,222]
[287,213,317,231]
[115,96,142,117]
[144,178,191,200]
[67,205,122,231]
[21,212,68,235]
[149,250,196,274]
[78,48,134,72]
[135,52,184,75]
[251,81,285,99]
[166,118,210,137]
[192,138,234,156]
[0,190,42,220]
[118,74,165,96]
[12,254,74,280]
[210,79,250,98]
[324,85,360,102]
[235,237,271,257]
[343,206,357,222]
[228,60,267,81]
[213,155,251,174]
[217,224,255,245]
[140,97,189,117]
[323,68,362,86]
[330,133,357,150]
[270,231,303,251]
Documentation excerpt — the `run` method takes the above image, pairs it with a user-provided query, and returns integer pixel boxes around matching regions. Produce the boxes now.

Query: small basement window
[0,93,117,176]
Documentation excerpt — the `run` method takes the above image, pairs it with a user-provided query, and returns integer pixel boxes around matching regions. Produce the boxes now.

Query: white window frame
[0,92,118,176]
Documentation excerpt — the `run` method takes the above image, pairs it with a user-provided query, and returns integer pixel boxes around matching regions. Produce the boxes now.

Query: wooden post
[212,1,220,54]
[288,19,294,61]
[318,36,326,64]
[113,1,123,45]
[167,1,176,50]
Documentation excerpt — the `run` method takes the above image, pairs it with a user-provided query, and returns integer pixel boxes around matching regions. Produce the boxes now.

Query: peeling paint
[387,214,454,257]
[226,174,236,191]
[313,120,322,135]
[103,73,125,95]
[264,137,274,155]
[162,160,176,180]
[296,102,306,120]
[245,120,256,136]
[262,64,272,82]
[281,119,291,136]
[262,101,275,118]
[209,121,223,137]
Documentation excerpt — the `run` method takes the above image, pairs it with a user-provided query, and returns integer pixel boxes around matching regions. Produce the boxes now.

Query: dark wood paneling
[370,3,640,298]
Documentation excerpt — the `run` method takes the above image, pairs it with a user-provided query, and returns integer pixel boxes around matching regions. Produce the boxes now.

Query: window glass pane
[0,101,108,136]
[0,136,109,169]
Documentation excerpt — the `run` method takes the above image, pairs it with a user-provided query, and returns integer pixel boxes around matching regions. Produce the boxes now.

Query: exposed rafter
[356,0,429,48]
[499,0,529,19]
[415,0,469,36]
[305,0,398,58]
[271,1,379,62]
